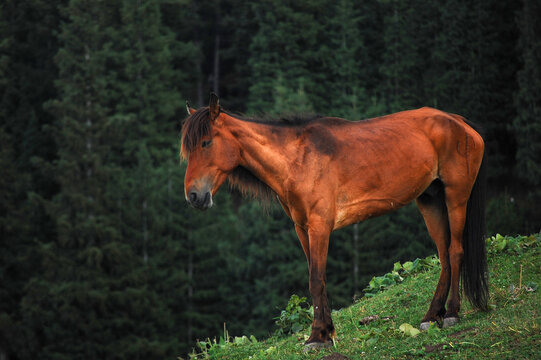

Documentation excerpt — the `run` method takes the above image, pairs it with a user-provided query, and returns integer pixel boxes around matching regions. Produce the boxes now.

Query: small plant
[274,294,313,336]
[363,255,440,297]
[185,324,257,360]
[398,323,420,337]
[487,233,540,254]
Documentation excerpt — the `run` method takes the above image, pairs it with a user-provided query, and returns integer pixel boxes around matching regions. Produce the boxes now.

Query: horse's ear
[186,101,196,115]
[209,92,220,122]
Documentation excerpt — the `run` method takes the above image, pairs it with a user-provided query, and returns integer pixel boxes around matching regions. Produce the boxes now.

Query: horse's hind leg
[442,185,470,327]
[416,183,451,330]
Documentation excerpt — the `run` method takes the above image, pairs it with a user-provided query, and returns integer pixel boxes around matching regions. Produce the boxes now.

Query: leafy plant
[486,233,540,254]
[274,294,313,336]
[363,255,440,297]
[398,323,421,337]
[185,324,257,360]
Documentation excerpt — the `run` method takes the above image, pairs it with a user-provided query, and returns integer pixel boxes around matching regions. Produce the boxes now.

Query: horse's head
[181,93,240,210]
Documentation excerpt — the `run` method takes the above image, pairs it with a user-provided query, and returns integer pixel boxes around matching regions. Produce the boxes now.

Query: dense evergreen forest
[1,0,539,358]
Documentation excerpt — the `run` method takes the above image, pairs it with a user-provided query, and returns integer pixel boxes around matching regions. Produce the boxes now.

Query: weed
[184,323,258,360]
[486,233,540,254]
[274,294,313,336]
[363,255,440,297]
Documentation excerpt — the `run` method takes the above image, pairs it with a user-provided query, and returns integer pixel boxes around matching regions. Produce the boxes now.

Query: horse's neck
[226,117,293,198]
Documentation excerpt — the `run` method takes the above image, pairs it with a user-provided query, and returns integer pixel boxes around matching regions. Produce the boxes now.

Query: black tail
[461,149,489,311]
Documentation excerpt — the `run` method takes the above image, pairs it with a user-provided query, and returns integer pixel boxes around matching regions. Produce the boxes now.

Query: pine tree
[0,128,34,359]
[19,1,179,358]
[513,0,541,187]
[512,0,541,233]
[323,0,369,119]
[272,74,314,115]
[0,1,62,358]
[247,0,331,114]
[427,0,520,182]
[111,0,180,165]
[23,0,125,357]
[220,0,259,110]
[378,0,439,112]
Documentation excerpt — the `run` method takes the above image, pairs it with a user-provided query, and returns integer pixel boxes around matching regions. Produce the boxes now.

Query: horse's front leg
[305,219,335,349]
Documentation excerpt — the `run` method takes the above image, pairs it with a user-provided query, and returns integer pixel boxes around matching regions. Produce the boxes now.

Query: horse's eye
[201,140,212,148]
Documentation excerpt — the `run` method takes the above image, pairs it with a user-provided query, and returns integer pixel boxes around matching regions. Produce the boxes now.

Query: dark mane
[180,106,323,203]
[225,110,324,127]
[180,107,323,158]
[181,107,212,159]
[228,166,276,204]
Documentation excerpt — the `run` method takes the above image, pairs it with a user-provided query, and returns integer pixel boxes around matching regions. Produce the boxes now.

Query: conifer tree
[324,0,368,119]
[24,0,124,356]
[513,0,541,188]
[272,74,314,114]
[0,2,62,358]
[247,0,330,113]
[512,0,541,233]
[427,0,520,182]
[19,1,180,358]
[0,129,33,358]
[378,0,439,112]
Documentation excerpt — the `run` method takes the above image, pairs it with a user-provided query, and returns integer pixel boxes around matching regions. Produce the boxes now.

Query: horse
[181,93,488,349]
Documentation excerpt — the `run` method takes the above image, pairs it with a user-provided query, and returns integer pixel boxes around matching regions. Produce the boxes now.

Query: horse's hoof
[303,340,333,352]
[419,321,435,331]
[443,317,459,328]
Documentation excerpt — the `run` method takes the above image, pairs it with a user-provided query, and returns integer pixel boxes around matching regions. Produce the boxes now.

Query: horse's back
[306,107,484,229]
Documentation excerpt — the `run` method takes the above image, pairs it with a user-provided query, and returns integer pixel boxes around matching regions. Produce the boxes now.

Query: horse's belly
[333,175,433,230]
[333,198,403,229]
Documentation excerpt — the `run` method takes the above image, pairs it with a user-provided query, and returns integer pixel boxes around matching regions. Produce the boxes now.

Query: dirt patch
[449,326,479,338]
[358,315,396,325]
[321,353,351,360]
[359,315,379,325]
[425,343,446,353]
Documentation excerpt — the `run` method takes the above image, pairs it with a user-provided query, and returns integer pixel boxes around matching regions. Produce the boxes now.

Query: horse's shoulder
[297,119,345,155]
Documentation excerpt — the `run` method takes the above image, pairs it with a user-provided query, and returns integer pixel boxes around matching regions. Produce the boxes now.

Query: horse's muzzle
[187,189,213,210]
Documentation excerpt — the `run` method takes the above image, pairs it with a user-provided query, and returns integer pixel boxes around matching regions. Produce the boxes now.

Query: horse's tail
[461,134,489,311]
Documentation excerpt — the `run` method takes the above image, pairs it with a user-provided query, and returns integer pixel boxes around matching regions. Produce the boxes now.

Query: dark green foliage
[247,0,331,113]
[378,0,438,111]
[510,0,541,235]
[514,0,541,187]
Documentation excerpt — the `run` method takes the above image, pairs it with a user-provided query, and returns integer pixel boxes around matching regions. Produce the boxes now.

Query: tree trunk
[212,33,220,94]
[187,249,193,343]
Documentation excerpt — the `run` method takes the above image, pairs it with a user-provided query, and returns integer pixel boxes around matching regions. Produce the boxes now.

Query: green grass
[185,234,540,359]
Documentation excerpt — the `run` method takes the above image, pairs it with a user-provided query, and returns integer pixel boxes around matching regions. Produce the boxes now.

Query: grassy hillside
[185,234,540,359]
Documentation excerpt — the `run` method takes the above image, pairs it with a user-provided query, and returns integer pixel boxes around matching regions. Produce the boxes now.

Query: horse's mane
[180,107,323,203]
[227,166,276,204]
[180,108,212,159]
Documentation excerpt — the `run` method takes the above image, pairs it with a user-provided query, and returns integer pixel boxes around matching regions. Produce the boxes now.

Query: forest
[0,0,540,359]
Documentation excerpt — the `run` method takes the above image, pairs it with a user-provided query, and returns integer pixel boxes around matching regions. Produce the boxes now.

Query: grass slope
[187,235,540,359]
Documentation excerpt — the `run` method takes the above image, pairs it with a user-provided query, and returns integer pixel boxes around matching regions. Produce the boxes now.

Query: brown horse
[181,93,488,349]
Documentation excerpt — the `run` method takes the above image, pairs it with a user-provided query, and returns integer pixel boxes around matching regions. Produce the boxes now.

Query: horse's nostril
[189,192,197,203]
